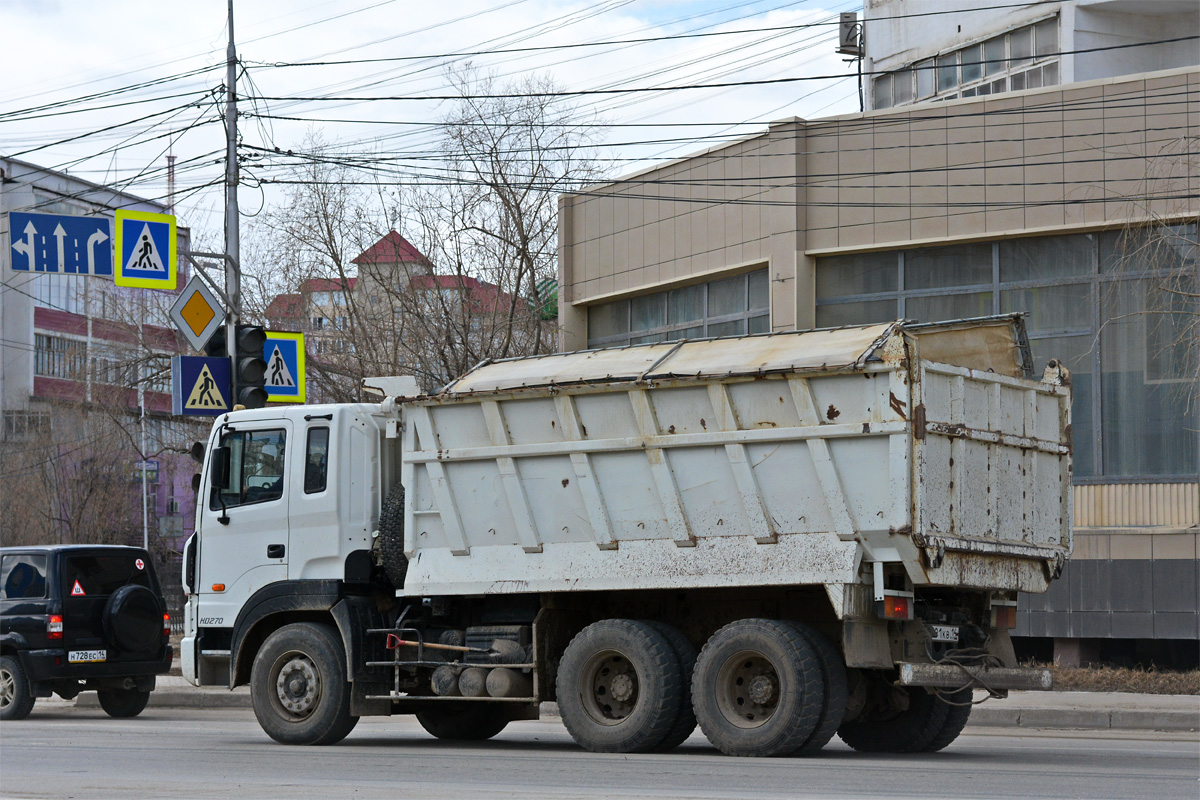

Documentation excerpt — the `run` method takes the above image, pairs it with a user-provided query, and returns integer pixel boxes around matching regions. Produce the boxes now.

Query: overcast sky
[2,0,861,247]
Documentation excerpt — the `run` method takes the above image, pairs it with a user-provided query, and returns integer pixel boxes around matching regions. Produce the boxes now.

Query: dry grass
[1036,664,1200,695]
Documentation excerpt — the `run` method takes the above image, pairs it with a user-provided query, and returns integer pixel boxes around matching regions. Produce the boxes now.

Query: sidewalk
[60,677,1198,733]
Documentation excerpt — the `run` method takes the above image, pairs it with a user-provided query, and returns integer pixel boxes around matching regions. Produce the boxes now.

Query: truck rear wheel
[788,623,847,755]
[557,619,684,753]
[691,619,824,757]
[837,681,950,753]
[642,621,698,752]
[923,688,972,752]
[416,704,510,740]
[251,622,359,745]
[0,655,35,721]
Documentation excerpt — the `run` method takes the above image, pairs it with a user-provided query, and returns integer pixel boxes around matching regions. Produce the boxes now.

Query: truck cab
[181,404,388,689]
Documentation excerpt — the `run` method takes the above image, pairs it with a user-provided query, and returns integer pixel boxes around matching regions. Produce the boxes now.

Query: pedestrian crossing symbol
[172,356,231,417]
[114,209,176,290]
[266,345,296,388]
[185,364,227,411]
[264,331,305,403]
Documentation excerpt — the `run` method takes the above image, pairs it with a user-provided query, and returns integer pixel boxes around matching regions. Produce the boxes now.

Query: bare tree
[245,70,606,396]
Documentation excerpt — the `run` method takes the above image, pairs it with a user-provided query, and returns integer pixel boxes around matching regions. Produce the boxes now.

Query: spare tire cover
[103,585,162,656]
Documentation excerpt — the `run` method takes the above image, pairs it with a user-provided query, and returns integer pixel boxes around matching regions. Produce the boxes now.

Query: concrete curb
[70,692,1198,732]
[968,705,1199,732]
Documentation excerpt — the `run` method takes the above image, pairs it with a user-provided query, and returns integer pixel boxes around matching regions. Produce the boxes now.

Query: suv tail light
[163,613,171,638]
[47,614,63,640]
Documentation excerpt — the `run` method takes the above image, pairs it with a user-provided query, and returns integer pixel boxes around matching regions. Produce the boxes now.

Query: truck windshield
[211,428,287,510]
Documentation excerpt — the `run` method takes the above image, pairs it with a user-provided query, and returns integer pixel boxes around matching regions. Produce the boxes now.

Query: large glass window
[211,428,287,509]
[587,269,769,347]
[873,16,1059,110]
[816,225,1200,480]
[34,335,86,380]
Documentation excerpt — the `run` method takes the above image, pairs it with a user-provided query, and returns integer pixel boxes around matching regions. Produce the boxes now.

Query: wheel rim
[579,649,639,726]
[0,667,13,710]
[271,651,322,720]
[714,650,780,729]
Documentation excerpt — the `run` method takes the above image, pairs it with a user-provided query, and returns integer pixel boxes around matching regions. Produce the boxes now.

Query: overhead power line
[244,36,1199,104]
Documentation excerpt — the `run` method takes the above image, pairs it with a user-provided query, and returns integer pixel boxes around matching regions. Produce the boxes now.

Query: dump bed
[396,317,1071,605]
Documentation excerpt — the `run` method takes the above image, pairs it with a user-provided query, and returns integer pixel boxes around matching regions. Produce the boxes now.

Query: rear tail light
[990,603,1018,629]
[47,614,63,640]
[877,593,914,620]
[163,613,171,637]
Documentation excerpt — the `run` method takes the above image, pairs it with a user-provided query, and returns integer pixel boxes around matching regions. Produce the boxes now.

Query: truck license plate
[68,650,106,663]
[929,625,959,643]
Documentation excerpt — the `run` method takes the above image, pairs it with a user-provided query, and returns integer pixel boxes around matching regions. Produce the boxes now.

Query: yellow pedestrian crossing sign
[264,331,305,403]
[115,209,177,290]
[186,365,227,411]
[172,356,231,417]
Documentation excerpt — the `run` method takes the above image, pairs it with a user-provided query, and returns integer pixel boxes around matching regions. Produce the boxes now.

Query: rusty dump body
[391,314,1072,616]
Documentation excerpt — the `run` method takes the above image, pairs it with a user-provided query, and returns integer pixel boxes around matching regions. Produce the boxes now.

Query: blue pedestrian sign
[7,212,112,275]
[264,331,306,403]
[115,209,176,290]
[172,356,231,417]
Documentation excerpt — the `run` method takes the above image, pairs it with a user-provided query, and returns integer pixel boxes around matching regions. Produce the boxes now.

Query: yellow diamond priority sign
[169,276,226,351]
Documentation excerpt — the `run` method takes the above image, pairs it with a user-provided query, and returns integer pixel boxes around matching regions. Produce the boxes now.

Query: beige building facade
[557,67,1199,659]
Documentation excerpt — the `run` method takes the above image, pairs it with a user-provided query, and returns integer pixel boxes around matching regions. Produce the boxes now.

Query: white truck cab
[181,404,386,687]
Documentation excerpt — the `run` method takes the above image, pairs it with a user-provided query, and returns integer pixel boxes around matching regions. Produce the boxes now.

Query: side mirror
[211,446,232,491]
[191,473,202,494]
[190,441,206,464]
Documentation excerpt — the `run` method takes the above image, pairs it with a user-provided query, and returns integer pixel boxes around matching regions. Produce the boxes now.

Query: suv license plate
[929,625,960,643]
[68,650,106,663]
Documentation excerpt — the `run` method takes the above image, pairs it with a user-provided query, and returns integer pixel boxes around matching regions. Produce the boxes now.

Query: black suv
[0,545,172,720]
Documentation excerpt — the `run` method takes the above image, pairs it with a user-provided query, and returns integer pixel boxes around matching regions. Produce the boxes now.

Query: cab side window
[1,554,48,599]
[305,427,329,494]
[210,428,287,510]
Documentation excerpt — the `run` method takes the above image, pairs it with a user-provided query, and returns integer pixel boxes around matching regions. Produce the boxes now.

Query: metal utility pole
[224,0,240,397]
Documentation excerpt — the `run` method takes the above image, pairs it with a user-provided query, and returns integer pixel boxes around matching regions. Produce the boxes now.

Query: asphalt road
[1,708,1196,800]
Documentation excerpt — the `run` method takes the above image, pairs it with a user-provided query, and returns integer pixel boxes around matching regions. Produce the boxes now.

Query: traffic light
[204,324,268,408]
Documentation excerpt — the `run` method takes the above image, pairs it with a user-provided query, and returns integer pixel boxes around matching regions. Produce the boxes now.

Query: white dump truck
[181,315,1072,756]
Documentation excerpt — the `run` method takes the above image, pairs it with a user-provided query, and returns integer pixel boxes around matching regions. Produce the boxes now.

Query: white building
[865,0,1199,110]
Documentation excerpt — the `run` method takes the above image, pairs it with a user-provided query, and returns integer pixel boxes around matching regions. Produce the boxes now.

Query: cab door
[194,421,292,632]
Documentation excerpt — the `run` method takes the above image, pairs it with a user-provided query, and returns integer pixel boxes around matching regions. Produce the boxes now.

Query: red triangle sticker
[72,580,85,596]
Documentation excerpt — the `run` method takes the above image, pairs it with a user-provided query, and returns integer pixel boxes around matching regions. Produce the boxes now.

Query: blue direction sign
[8,212,112,275]
[264,331,305,403]
[115,209,176,290]
[172,356,231,417]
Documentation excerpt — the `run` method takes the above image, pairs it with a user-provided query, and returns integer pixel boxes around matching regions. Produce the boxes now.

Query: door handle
[267,544,286,559]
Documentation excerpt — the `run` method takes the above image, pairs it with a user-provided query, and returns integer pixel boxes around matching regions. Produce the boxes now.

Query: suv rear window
[63,554,154,597]
[1,554,48,599]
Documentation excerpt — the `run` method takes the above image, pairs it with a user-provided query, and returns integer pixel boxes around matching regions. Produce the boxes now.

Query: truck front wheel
[557,619,684,753]
[251,622,359,745]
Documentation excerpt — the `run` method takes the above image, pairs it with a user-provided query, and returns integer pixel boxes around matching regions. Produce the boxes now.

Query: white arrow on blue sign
[8,211,112,275]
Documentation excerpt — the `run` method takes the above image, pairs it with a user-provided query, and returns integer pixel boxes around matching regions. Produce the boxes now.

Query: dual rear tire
[556,618,847,758]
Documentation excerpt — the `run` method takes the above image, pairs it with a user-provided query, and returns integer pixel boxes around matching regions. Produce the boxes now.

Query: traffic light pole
[224,0,241,402]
